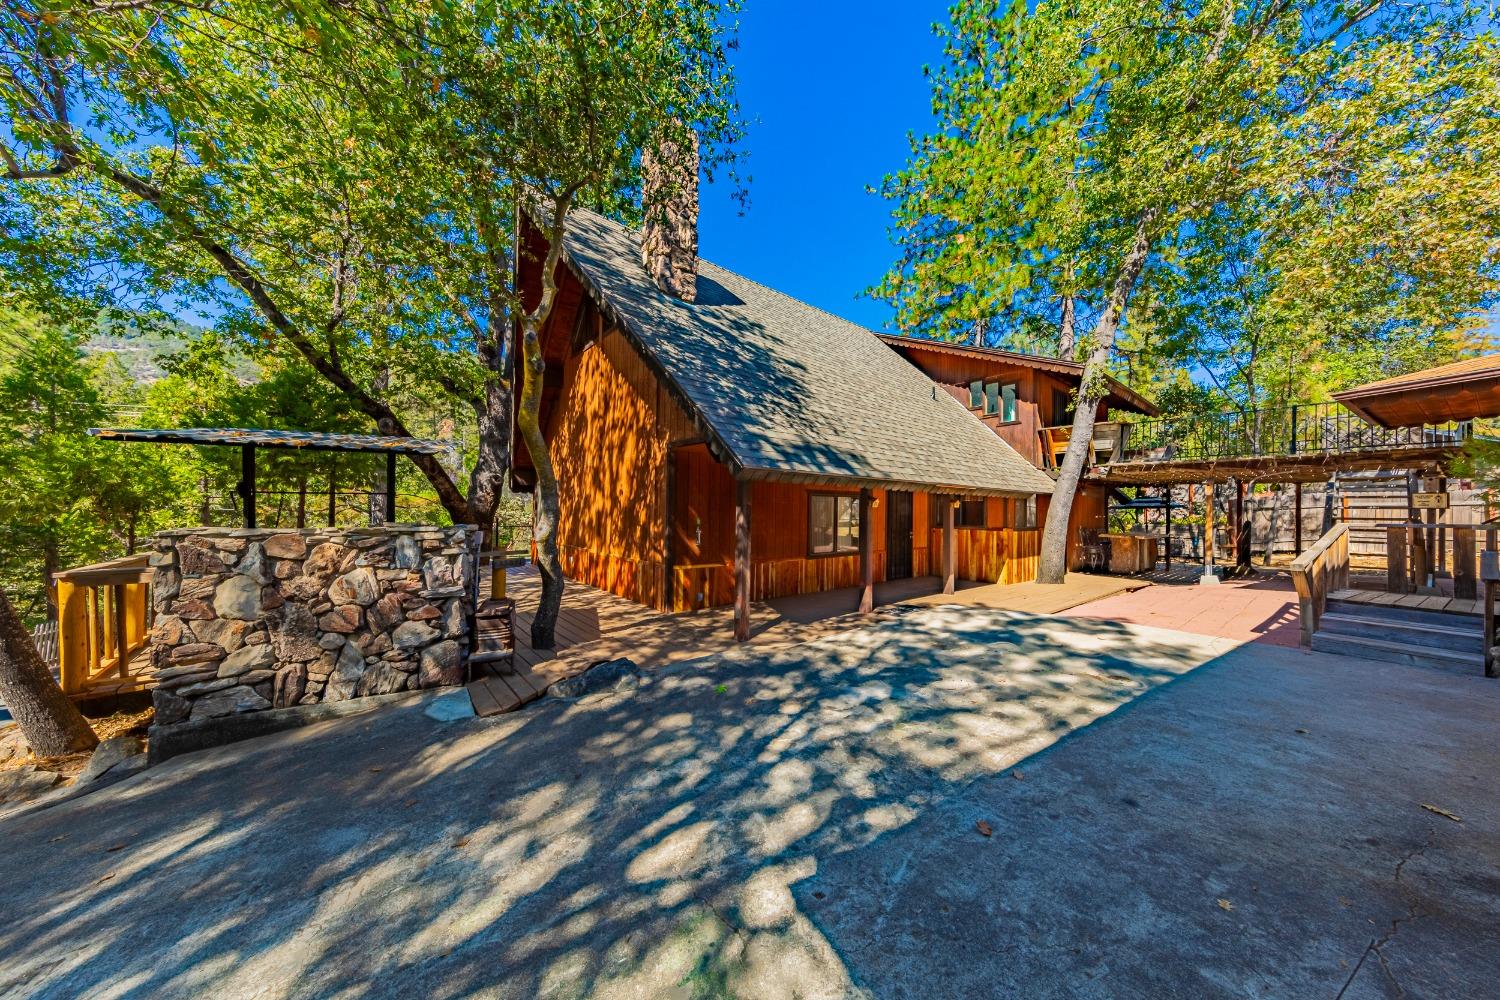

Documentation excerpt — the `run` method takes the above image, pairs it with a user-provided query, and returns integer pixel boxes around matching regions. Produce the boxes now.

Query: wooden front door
[886,490,914,579]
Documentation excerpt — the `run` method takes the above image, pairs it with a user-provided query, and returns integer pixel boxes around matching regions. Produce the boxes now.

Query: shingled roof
[553,210,1055,498]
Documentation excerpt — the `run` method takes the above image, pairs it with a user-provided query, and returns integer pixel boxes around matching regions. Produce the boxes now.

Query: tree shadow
[0,608,1244,998]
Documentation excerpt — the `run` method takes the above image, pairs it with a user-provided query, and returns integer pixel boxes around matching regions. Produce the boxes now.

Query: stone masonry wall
[146,525,476,726]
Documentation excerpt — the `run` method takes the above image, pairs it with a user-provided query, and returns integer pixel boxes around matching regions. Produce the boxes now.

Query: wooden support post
[1235,479,1250,572]
[858,487,874,613]
[1484,551,1499,678]
[1453,526,1477,600]
[942,497,956,595]
[1411,525,1431,592]
[1386,525,1409,593]
[734,479,751,642]
[112,583,128,679]
[384,451,398,525]
[1293,481,1302,556]
[1486,582,1497,678]
[1164,485,1172,570]
[240,444,257,528]
[1201,481,1217,584]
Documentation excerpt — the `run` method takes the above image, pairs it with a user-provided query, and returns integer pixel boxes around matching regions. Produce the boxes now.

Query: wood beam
[734,479,751,641]
[858,487,874,613]
[942,496,956,595]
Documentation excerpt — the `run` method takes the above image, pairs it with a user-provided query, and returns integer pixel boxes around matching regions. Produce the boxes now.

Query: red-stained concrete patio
[1063,571,1303,647]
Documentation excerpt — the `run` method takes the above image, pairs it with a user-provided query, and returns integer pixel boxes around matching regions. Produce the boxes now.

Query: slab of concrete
[0,609,1494,999]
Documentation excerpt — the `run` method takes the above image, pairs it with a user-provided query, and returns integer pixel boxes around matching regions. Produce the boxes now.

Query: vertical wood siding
[549,327,695,609]
[929,527,1041,585]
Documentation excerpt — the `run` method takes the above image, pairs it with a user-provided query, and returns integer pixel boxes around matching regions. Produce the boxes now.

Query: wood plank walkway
[902,572,1152,615]
[467,569,1159,717]
[1329,588,1483,617]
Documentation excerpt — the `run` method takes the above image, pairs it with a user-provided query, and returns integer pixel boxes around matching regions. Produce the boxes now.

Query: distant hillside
[83,316,258,385]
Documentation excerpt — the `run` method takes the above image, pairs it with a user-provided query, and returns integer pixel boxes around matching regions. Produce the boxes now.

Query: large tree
[2,2,743,645]
[878,0,1500,583]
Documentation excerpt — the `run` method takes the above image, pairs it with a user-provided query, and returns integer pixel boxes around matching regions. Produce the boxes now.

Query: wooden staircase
[1310,591,1486,673]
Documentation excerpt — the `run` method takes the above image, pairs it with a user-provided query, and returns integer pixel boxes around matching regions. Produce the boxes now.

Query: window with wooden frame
[976,381,1019,422]
[931,495,988,529]
[809,494,861,555]
[956,498,987,528]
[1015,494,1038,529]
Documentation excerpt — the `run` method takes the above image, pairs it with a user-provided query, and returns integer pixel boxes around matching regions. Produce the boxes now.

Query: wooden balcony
[53,554,155,700]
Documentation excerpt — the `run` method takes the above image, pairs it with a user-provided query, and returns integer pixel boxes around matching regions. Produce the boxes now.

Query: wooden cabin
[511,209,1059,635]
[876,337,1160,569]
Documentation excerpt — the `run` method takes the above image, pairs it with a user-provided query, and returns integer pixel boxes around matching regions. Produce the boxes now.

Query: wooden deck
[1328,588,1483,617]
[902,572,1152,615]
[466,569,1163,717]
[468,570,979,717]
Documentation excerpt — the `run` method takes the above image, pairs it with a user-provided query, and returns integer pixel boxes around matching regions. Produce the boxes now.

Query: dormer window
[971,381,1019,422]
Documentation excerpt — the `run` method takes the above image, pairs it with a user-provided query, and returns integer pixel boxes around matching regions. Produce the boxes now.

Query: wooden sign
[1412,492,1449,510]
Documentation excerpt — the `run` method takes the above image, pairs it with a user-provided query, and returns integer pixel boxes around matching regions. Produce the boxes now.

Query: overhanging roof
[548,210,1056,498]
[875,334,1161,417]
[90,427,452,455]
[1332,354,1500,428]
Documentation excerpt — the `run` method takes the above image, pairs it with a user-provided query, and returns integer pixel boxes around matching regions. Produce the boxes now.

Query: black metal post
[240,444,257,528]
[384,451,398,525]
[1289,404,1299,455]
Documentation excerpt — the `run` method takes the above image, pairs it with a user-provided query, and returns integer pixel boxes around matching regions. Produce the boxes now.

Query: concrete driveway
[0,608,1496,999]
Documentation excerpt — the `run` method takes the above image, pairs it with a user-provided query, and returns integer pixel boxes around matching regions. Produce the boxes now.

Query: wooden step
[1326,597,1483,626]
[1318,611,1483,653]
[1310,631,1484,673]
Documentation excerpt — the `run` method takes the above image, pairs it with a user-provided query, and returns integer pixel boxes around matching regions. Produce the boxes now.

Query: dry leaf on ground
[975,820,993,837]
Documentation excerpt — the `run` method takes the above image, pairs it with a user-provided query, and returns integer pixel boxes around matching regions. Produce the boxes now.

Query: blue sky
[696,1,949,333]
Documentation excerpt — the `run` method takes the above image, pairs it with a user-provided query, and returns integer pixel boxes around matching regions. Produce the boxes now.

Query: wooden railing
[1289,523,1349,646]
[54,554,154,698]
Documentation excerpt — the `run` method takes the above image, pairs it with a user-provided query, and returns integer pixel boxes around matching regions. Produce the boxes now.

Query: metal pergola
[89,427,452,528]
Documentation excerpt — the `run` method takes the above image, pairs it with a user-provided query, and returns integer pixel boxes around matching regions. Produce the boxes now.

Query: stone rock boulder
[329,567,379,607]
[418,640,463,688]
[218,643,276,678]
[303,542,349,581]
[318,605,362,634]
[76,735,146,785]
[393,619,440,650]
[153,688,192,726]
[324,643,367,701]
[213,575,263,621]
[268,603,322,662]
[263,533,308,559]
[187,684,272,720]
[548,658,641,700]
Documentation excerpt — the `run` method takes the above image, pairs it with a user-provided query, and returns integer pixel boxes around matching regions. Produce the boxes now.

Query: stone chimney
[640,126,699,302]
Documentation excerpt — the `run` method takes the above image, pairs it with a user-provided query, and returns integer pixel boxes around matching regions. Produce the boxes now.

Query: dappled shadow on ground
[0,609,1232,999]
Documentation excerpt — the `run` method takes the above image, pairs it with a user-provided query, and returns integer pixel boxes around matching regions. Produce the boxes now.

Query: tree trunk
[514,193,578,648]
[41,535,60,623]
[0,588,97,758]
[517,326,563,648]
[1037,213,1157,584]
[1057,295,1076,359]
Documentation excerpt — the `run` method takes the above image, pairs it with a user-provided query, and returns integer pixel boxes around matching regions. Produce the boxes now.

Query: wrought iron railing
[1048,402,1472,466]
